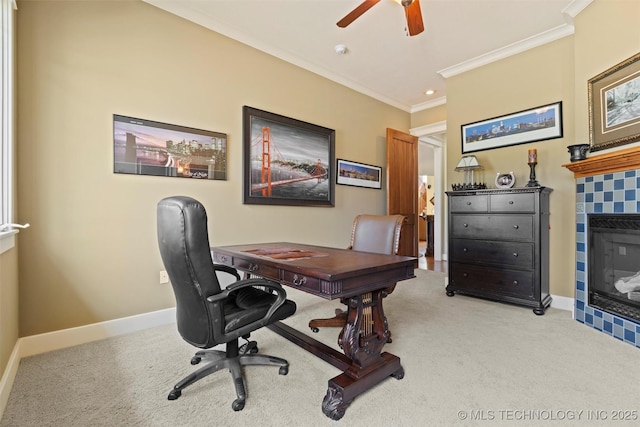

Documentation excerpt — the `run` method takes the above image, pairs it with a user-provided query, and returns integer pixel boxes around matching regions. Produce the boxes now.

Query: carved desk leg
[321,289,404,420]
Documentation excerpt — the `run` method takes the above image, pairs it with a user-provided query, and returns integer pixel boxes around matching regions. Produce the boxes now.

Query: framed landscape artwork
[113,115,227,180]
[461,101,563,154]
[588,52,640,152]
[242,106,335,207]
[336,159,382,189]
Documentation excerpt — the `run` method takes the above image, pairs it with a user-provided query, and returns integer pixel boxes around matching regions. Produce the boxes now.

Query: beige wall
[445,37,576,298]
[0,247,19,378]
[411,0,640,299]
[16,0,408,336]
[573,0,640,149]
[411,103,446,129]
[12,0,640,340]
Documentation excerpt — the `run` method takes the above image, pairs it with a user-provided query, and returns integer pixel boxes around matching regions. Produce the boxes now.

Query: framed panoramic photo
[242,106,335,207]
[588,52,640,152]
[113,115,227,180]
[461,101,563,154]
[336,159,382,189]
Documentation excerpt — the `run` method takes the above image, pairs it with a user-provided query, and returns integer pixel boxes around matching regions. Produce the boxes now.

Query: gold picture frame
[588,52,640,152]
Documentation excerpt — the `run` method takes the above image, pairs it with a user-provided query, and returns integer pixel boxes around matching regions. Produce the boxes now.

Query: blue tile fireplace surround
[568,147,640,349]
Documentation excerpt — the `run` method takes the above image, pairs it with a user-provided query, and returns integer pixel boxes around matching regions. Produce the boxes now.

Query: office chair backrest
[157,196,221,348]
[350,214,405,255]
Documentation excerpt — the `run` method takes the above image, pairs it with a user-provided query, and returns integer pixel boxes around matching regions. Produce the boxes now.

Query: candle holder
[525,162,539,187]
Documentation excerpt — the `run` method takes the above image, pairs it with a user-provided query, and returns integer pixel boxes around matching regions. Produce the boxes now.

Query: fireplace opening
[588,214,640,323]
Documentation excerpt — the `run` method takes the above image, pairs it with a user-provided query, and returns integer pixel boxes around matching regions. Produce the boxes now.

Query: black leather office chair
[157,196,297,411]
[308,214,404,341]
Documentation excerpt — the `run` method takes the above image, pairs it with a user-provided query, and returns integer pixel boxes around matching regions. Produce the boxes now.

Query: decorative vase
[567,144,590,162]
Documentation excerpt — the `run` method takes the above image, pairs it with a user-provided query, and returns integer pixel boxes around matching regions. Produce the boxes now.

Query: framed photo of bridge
[242,106,335,207]
[336,159,382,189]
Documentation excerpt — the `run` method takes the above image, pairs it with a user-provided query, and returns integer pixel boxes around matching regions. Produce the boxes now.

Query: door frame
[410,121,446,261]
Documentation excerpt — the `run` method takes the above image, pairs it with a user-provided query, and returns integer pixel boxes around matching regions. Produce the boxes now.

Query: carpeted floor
[2,269,639,426]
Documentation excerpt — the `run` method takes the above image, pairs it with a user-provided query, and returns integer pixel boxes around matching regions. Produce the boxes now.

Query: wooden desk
[211,242,415,420]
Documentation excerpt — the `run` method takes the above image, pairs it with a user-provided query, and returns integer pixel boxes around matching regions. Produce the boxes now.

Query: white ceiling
[143,0,592,112]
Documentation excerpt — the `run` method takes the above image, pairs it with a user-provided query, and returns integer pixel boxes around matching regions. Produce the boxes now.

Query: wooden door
[386,128,418,258]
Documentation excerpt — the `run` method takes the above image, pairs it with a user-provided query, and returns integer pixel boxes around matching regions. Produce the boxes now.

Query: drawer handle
[513,225,519,229]
[248,263,259,272]
[509,200,514,205]
[463,273,468,278]
[466,201,472,205]
[463,223,468,228]
[463,248,468,252]
[292,274,307,286]
[513,253,518,257]
[513,280,519,286]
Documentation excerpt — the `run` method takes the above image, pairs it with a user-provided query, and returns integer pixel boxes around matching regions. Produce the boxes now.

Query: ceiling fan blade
[405,0,424,36]
[337,0,381,28]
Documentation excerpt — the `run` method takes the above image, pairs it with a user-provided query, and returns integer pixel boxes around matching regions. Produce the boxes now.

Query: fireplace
[564,147,640,349]
[588,214,640,323]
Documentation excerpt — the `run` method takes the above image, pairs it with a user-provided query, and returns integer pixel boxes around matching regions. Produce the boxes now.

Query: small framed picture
[336,159,382,189]
[495,172,515,189]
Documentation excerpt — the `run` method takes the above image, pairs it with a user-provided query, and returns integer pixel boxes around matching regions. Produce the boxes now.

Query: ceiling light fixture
[425,89,435,95]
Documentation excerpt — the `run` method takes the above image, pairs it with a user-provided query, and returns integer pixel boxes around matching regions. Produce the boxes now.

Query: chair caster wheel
[279,366,289,375]
[168,390,182,400]
[311,327,319,333]
[190,356,201,365]
[232,399,245,411]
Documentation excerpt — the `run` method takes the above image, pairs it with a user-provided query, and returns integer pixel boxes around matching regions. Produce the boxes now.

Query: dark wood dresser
[445,187,553,314]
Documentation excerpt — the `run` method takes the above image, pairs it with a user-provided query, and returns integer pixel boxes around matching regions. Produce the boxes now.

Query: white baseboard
[0,307,176,420]
[550,294,574,313]
[0,342,21,422]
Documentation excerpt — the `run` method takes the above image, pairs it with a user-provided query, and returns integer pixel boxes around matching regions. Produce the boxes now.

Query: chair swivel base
[168,341,289,411]
[308,308,347,333]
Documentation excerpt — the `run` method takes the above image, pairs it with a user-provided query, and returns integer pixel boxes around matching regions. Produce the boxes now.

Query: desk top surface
[212,241,416,282]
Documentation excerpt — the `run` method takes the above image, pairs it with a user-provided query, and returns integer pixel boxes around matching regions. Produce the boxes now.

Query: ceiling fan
[337,0,424,36]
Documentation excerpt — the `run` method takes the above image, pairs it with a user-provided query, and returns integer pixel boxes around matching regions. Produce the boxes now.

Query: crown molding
[438,24,574,79]
[411,97,447,113]
[437,0,593,80]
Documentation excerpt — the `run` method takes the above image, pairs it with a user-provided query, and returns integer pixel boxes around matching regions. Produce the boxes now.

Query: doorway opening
[411,121,446,268]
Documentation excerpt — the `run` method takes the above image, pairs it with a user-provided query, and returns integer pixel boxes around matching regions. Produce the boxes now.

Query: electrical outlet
[159,270,169,284]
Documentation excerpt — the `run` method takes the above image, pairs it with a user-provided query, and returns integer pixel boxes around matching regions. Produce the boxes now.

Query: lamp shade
[455,155,482,171]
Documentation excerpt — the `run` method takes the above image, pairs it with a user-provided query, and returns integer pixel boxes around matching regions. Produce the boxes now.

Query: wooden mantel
[562,145,640,178]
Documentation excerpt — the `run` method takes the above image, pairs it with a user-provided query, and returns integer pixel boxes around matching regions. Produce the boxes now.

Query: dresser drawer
[451,215,534,241]
[451,239,534,269]
[449,195,488,213]
[449,263,535,299]
[490,193,535,213]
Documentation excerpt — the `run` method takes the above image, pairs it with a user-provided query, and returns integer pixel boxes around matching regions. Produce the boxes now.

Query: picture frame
[336,159,382,189]
[588,52,640,152]
[242,106,335,207]
[113,114,227,180]
[461,101,563,154]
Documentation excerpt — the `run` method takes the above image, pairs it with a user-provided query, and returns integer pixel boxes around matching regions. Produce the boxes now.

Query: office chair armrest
[207,278,287,324]
[212,263,241,281]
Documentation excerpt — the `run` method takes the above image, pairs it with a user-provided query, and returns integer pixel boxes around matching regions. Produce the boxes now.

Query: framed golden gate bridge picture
[242,106,335,207]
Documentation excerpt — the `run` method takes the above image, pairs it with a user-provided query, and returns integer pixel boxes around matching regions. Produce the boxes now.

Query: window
[0,0,16,253]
